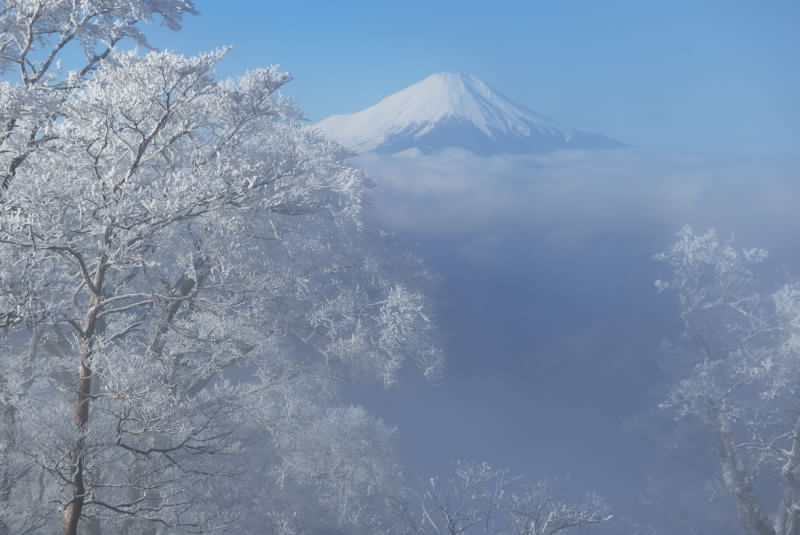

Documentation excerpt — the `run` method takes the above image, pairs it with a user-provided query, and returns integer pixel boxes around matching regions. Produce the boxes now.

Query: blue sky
[147,1,799,157]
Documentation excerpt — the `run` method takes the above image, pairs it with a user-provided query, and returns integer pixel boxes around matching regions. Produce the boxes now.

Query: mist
[350,147,800,533]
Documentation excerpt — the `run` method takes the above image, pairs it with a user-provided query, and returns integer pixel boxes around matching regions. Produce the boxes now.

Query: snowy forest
[1,2,799,534]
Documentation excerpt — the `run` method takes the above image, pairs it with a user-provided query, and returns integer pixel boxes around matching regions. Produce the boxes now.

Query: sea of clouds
[359,147,800,263]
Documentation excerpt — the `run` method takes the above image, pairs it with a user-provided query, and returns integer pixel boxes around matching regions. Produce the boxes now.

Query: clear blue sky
[147,1,799,157]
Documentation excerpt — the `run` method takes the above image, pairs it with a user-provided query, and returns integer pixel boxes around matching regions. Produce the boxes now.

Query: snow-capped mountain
[315,73,623,156]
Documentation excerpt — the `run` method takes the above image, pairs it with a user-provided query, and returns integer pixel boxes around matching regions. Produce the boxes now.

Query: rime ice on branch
[656,226,800,535]
[0,2,441,534]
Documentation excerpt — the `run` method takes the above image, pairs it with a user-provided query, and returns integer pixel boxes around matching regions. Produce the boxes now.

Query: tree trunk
[777,417,800,535]
[64,281,104,535]
[62,358,92,535]
[716,412,775,535]
[0,403,16,535]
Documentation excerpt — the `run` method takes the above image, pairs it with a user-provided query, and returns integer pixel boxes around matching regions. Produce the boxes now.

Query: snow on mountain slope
[315,73,623,156]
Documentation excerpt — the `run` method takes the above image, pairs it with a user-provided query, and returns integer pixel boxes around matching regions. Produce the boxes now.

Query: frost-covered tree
[655,226,800,535]
[394,461,611,535]
[0,0,199,201]
[0,3,441,534]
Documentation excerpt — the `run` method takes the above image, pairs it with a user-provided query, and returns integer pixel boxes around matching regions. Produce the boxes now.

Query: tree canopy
[0,2,441,533]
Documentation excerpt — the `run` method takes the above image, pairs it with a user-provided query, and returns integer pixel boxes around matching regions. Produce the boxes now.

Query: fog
[351,147,800,533]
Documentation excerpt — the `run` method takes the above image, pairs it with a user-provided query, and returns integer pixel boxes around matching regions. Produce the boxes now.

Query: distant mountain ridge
[315,73,623,156]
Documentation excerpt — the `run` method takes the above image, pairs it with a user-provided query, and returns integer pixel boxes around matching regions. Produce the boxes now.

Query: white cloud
[358,148,800,257]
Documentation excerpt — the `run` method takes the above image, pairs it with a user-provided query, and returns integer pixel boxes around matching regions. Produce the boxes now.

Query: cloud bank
[358,147,800,259]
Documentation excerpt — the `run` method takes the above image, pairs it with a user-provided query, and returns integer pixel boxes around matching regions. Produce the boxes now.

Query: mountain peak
[425,71,475,81]
[315,74,622,156]
[418,71,483,87]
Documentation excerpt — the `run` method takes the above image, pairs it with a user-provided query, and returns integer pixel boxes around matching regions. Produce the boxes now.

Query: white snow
[315,73,576,153]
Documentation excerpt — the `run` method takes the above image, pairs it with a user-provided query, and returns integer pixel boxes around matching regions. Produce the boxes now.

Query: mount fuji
[314,73,623,156]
